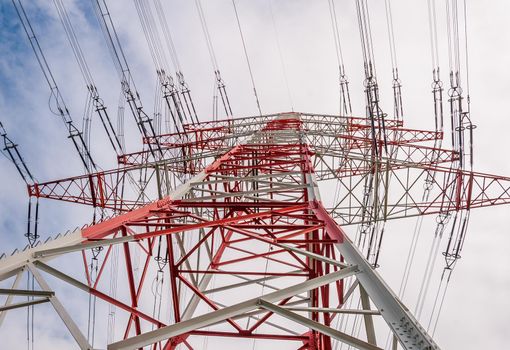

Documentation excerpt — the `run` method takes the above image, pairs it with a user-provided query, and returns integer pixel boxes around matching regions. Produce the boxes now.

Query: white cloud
[1,0,509,349]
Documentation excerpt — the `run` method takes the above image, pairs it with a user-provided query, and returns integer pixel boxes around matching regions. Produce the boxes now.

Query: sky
[1,0,510,349]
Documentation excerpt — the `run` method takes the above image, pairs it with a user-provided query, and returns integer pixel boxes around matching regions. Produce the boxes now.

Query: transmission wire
[12,0,97,173]
[195,0,233,117]
[328,0,352,116]
[231,0,262,116]
[269,0,294,112]
[1,121,38,349]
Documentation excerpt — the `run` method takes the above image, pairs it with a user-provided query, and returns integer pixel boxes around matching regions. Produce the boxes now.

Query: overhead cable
[269,0,294,112]
[92,0,164,160]
[384,0,403,122]
[12,0,97,173]
[327,0,352,116]
[134,0,189,133]
[195,0,233,117]
[231,0,262,116]
[152,0,200,125]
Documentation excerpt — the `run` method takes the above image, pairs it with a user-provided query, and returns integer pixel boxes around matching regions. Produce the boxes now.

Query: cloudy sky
[1,0,510,349]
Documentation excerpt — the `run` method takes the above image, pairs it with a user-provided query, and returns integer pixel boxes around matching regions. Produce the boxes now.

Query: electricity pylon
[2,112,510,349]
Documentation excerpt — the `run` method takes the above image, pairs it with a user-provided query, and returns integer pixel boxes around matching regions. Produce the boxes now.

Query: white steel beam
[27,263,91,350]
[259,300,382,350]
[0,288,54,297]
[282,306,380,315]
[202,270,302,295]
[0,297,50,312]
[0,269,23,327]
[108,266,358,350]
[212,300,300,336]
[360,284,377,345]
[0,229,83,280]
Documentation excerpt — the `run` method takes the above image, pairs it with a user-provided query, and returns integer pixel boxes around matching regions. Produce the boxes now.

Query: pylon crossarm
[24,115,510,226]
[329,163,510,224]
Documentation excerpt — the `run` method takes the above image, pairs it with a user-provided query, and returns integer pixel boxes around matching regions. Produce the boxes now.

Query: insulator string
[12,0,97,173]
[328,0,352,116]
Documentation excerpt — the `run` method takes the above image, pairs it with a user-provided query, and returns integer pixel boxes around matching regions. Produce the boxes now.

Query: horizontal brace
[0,297,50,312]
[178,269,309,277]
[0,288,54,297]
[195,170,303,184]
[202,270,303,295]
[259,300,382,350]
[174,201,297,208]
[282,306,380,315]
[225,299,310,324]
[187,329,307,341]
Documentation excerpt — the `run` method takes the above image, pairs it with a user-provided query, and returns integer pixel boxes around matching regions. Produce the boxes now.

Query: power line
[0,121,35,185]
[327,0,352,116]
[12,0,97,174]
[231,0,262,116]
[268,0,294,112]
[92,0,164,160]
[384,0,403,122]
[195,0,233,117]
[152,0,200,125]
[135,0,191,133]
[0,120,39,350]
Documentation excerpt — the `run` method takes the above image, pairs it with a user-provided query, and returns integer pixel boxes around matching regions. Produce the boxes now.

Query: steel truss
[1,112,509,349]
[26,113,510,222]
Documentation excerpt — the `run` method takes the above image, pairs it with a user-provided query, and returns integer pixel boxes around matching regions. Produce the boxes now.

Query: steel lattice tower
[2,111,510,349]
[1,0,509,348]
